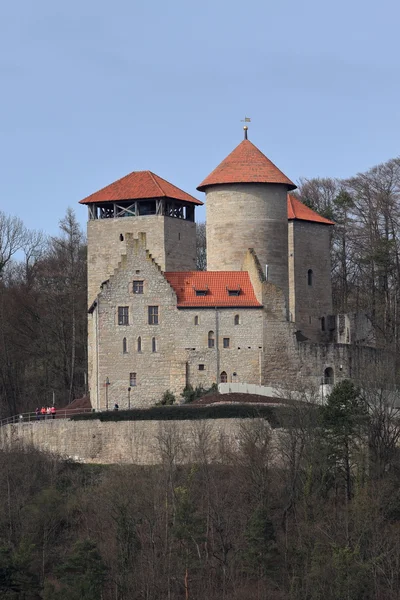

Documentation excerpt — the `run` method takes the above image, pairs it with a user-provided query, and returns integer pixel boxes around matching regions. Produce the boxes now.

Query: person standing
[35,407,40,421]
[51,406,56,420]
[40,406,46,420]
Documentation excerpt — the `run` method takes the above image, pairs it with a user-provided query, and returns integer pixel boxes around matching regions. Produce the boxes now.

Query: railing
[0,407,93,428]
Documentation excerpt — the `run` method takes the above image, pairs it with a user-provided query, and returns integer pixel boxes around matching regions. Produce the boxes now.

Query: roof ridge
[148,171,166,197]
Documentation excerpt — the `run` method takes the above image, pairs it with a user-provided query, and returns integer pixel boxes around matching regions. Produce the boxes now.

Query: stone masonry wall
[90,234,265,409]
[206,183,289,302]
[0,418,278,465]
[288,221,332,340]
[87,215,196,306]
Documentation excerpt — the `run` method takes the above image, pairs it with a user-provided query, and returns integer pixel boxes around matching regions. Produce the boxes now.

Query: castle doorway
[220,371,228,383]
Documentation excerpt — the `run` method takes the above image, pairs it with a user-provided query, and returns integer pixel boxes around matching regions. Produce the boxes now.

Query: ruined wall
[0,418,278,465]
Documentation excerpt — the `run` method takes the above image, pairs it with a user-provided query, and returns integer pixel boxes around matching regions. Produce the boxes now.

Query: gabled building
[81,134,374,409]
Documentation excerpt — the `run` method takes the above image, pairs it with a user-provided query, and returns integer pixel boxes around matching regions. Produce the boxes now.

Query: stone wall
[87,216,196,306]
[0,418,278,465]
[206,183,289,302]
[288,221,332,340]
[90,234,266,408]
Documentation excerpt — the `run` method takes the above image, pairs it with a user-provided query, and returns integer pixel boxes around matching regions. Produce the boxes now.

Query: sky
[1,0,399,234]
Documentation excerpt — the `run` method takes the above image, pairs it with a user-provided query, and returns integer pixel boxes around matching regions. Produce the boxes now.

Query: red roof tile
[164,271,262,308]
[80,170,203,206]
[287,194,334,225]
[197,139,296,191]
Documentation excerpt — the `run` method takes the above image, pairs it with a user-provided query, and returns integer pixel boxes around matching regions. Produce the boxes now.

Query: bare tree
[0,211,25,277]
[196,222,207,271]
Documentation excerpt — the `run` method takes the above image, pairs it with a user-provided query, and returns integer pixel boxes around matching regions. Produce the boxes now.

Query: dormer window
[194,286,208,297]
[227,286,241,297]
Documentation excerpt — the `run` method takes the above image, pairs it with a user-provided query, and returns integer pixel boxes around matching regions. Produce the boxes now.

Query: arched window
[194,315,199,326]
[321,317,325,331]
[324,367,334,385]
[234,314,240,325]
[308,269,313,286]
[137,336,142,352]
[208,331,215,348]
[152,337,157,353]
[122,337,127,353]
[220,371,228,383]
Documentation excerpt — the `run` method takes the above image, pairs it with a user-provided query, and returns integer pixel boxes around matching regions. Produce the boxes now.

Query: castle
[81,131,375,410]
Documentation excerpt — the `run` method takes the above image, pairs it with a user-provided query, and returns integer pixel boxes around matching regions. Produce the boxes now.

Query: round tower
[197,132,296,301]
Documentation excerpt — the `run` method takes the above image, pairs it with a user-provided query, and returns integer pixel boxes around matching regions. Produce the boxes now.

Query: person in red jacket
[50,406,56,420]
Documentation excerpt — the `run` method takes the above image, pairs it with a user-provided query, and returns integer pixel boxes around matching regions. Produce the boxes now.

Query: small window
[148,306,159,325]
[122,337,127,353]
[227,288,240,296]
[133,280,144,294]
[118,306,129,325]
[195,289,208,297]
[223,338,230,348]
[199,364,205,371]
[129,372,137,387]
[220,371,228,383]
[321,317,325,331]
[307,269,313,286]
[324,367,334,385]
[234,314,240,325]
[194,315,199,326]
[152,337,157,353]
[137,336,142,352]
[208,331,215,348]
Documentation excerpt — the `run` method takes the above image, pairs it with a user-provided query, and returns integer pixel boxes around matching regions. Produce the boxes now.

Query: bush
[70,404,287,427]
[156,390,176,406]
[181,383,218,404]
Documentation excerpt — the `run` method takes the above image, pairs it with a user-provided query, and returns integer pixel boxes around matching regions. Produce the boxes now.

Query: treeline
[1,380,400,599]
[297,157,400,348]
[0,208,87,418]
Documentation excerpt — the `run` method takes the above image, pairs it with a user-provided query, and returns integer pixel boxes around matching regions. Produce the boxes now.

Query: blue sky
[1,0,399,233]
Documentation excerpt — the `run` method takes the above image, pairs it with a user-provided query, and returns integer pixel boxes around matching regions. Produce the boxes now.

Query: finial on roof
[240,116,251,140]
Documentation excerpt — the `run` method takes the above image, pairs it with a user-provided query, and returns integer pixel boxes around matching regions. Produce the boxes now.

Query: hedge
[70,404,290,428]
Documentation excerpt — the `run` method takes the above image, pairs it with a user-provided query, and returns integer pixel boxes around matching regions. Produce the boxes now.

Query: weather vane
[241,117,251,139]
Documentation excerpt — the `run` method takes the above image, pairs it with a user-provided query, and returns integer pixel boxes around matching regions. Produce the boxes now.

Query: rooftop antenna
[241,117,251,139]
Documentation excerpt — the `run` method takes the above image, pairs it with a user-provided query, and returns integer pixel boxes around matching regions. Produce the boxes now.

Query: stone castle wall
[90,234,266,409]
[87,216,196,305]
[288,221,332,340]
[0,418,278,465]
[206,183,289,302]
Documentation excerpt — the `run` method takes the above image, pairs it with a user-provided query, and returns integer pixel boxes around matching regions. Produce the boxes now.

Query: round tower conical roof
[197,139,296,191]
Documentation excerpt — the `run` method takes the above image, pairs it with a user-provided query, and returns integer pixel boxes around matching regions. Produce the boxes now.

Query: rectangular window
[199,364,205,371]
[133,280,144,294]
[148,306,159,325]
[129,372,137,387]
[195,290,207,297]
[223,337,230,348]
[228,289,240,296]
[118,306,129,325]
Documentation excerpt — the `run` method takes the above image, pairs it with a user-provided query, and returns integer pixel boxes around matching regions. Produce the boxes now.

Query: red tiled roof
[287,194,334,225]
[164,271,262,307]
[197,139,296,191]
[80,170,203,205]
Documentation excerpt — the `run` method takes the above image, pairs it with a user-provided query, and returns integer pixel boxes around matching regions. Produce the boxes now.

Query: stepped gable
[164,271,262,308]
[80,170,203,205]
[197,139,296,191]
[287,194,334,225]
